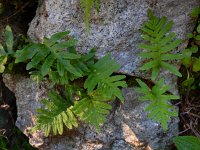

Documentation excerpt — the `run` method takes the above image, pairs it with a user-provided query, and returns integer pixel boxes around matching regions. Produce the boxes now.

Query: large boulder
[28,0,200,94]
[3,74,179,150]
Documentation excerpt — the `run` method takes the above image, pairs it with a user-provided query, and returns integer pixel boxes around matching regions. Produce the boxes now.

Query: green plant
[0,25,15,73]
[15,31,94,85]
[84,54,127,101]
[139,9,183,80]
[31,53,126,135]
[188,7,200,40]
[173,136,200,150]
[0,136,7,150]
[73,90,113,131]
[173,7,200,149]
[80,0,100,31]
[136,78,179,131]
[32,91,78,136]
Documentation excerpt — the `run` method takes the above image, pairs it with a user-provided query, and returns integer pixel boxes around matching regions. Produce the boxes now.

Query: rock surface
[28,0,200,94]
[3,74,179,150]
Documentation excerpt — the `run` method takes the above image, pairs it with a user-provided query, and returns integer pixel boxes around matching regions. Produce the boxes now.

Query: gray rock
[28,0,200,94]
[3,74,179,150]
[3,74,48,147]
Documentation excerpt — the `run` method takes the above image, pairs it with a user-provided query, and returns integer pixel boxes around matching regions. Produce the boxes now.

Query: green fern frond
[136,78,179,131]
[80,0,101,31]
[72,91,112,131]
[32,91,78,137]
[84,54,127,101]
[15,31,84,84]
[139,9,183,80]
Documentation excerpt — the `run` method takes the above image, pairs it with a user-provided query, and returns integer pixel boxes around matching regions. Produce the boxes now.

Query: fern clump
[32,54,127,135]
[1,25,126,136]
[136,78,179,131]
[80,0,100,31]
[139,10,183,80]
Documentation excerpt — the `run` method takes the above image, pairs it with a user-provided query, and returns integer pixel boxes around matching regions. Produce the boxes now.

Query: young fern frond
[15,32,87,85]
[84,54,127,101]
[32,91,78,137]
[139,10,183,80]
[80,0,101,31]
[136,78,179,131]
[72,91,112,131]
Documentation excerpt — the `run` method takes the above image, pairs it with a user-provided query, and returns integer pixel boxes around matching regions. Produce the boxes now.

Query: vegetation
[80,0,101,31]
[0,26,127,138]
[138,8,200,149]
[136,79,179,131]
[139,9,182,81]
[1,1,200,149]
[173,136,200,150]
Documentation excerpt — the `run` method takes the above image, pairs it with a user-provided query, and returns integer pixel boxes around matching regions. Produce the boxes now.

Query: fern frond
[136,78,179,131]
[80,0,101,31]
[139,9,183,80]
[84,54,127,101]
[15,32,84,84]
[72,91,112,131]
[32,91,78,137]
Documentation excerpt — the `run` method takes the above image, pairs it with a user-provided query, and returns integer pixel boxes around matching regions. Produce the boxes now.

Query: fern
[32,91,78,137]
[136,78,179,131]
[80,0,100,31]
[84,54,127,101]
[15,31,86,84]
[73,91,112,131]
[0,25,14,73]
[31,53,126,134]
[139,9,183,80]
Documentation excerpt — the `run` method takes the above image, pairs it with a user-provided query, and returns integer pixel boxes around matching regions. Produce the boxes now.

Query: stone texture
[28,0,200,94]
[3,74,179,150]
[2,74,49,147]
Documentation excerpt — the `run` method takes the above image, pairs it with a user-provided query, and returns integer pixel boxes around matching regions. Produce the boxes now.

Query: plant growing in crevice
[0,24,127,137]
[31,53,127,135]
[136,78,179,131]
[139,9,183,81]
[13,29,127,135]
